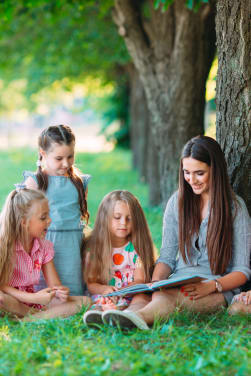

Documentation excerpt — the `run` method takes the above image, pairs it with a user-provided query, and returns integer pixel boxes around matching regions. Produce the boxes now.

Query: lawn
[0,148,250,376]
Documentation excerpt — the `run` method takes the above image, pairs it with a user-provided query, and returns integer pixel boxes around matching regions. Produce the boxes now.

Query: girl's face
[109,200,132,246]
[26,200,51,241]
[183,157,211,197]
[41,142,75,176]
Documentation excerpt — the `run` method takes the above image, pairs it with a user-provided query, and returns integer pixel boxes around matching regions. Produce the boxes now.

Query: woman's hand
[34,288,56,305]
[181,281,216,300]
[52,286,70,303]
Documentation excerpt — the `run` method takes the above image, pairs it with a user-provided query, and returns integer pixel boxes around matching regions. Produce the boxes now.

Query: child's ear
[39,148,46,158]
[21,217,28,228]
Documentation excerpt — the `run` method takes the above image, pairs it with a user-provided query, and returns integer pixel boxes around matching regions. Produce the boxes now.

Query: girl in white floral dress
[83,190,156,325]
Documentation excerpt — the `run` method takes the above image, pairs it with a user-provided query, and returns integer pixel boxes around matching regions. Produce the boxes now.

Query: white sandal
[102,309,149,330]
[83,310,103,326]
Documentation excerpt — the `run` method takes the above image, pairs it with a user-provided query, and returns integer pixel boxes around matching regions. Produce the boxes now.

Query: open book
[105,275,205,297]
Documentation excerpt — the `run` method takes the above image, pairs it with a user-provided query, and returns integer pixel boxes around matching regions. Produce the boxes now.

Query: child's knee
[228,302,250,315]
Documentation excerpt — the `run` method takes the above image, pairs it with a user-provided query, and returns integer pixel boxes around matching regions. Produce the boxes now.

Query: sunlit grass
[0,148,250,375]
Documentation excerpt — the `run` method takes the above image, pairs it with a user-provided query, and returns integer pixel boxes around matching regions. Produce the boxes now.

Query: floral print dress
[92,242,141,310]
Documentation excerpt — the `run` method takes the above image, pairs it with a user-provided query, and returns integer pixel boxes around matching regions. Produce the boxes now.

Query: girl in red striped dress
[0,186,90,320]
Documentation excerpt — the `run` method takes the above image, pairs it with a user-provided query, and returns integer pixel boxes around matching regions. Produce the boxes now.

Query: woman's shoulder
[164,191,178,212]
[232,194,250,221]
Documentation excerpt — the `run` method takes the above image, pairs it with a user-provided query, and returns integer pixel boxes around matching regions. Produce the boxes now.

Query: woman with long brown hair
[102,136,250,329]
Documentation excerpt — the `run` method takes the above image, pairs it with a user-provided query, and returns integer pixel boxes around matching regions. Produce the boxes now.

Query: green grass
[0,148,250,376]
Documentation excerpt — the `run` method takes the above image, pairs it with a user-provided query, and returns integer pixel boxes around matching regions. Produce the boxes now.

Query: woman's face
[182,157,211,196]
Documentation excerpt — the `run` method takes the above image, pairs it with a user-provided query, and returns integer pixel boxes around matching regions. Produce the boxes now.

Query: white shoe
[83,310,103,327]
[102,309,149,330]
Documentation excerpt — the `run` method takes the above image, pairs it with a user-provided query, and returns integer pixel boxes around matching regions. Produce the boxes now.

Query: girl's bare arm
[1,285,55,305]
[42,261,69,301]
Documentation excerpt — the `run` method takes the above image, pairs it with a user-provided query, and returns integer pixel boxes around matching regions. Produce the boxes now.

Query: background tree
[0,1,130,142]
[215,0,251,213]
[0,0,160,203]
[112,0,216,205]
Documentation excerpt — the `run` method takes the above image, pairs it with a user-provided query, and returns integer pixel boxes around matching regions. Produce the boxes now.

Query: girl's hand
[239,291,251,305]
[102,286,118,295]
[35,288,56,305]
[180,281,216,300]
[52,286,70,302]
[99,296,118,310]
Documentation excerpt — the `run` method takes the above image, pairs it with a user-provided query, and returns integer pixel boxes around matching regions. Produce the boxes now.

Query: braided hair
[36,125,89,224]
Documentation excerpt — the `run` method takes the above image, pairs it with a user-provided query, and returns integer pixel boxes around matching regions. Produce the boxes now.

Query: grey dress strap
[82,174,92,193]
[22,170,38,184]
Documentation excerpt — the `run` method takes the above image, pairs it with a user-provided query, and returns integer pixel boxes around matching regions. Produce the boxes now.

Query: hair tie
[36,160,42,167]
[14,183,26,192]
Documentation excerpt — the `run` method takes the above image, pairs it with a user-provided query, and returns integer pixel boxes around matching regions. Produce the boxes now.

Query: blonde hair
[0,188,47,286]
[85,190,156,285]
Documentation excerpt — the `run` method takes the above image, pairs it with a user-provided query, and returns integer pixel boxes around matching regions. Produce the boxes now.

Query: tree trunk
[216,0,251,214]
[128,63,148,178]
[113,0,216,205]
[128,63,161,205]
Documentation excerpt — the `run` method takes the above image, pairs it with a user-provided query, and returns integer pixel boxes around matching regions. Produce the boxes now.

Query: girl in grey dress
[24,125,91,296]
[102,135,250,329]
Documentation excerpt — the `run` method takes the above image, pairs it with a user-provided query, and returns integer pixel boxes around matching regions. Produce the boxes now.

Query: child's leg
[228,292,251,314]
[0,291,31,317]
[23,296,91,321]
[228,302,251,314]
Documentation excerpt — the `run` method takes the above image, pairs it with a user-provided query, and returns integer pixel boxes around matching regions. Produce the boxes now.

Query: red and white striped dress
[9,238,54,308]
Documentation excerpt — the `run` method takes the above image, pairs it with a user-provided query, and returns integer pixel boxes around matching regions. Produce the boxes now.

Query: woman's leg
[137,290,177,325]
[137,288,226,325]
[23,295,91,321]
[0,291,31,317]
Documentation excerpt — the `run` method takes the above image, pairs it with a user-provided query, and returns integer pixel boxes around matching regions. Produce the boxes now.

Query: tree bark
[113,0,216,205]
[128,63,148,177]
[128,63,161,205]
[216,0,251,214]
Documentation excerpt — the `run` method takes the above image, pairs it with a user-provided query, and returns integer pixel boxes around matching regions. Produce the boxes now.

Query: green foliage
[99,79,130,149]
[0,0,129,93]
[0,0,131,145]
[154,0,209,11]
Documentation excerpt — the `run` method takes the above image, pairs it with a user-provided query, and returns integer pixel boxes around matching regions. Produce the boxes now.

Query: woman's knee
[131,293,151,304]
[182,293,226,313]
[0,291,4,306]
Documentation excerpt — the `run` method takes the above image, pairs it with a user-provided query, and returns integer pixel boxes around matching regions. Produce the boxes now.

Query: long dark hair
[178,135,236,274]
[36,124,89,223]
